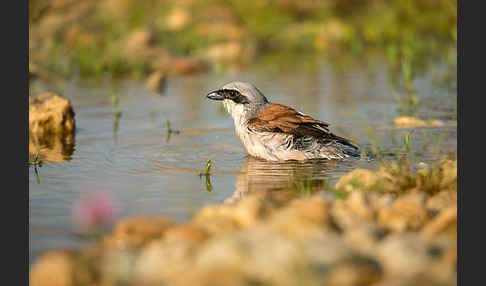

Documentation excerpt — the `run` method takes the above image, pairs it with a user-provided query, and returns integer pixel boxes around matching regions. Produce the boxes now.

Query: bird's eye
[227,91,237,98]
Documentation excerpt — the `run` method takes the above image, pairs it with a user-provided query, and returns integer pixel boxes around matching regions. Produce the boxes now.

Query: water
[29,53,457,264]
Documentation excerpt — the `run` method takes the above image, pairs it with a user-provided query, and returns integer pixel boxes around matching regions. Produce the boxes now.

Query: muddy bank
[30,159,457,286]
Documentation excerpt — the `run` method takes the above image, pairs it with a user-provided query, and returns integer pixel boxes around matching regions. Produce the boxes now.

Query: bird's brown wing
[247,104,357,149]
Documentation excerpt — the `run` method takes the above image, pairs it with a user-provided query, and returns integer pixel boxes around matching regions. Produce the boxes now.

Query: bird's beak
[206,90,225,101]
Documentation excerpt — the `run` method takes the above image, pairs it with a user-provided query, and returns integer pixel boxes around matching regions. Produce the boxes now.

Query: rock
[426,190,457,212]
[330,192,374,230]
[303,231,356,267]
[232,194,275,227]
[192,209,241,235]
[29,92,76,139]
[373,276,456,286]
[378,193,429,232]
[394,116,427,128]
[265,195,332,238]
[344,223,389,255]
[422,205,457,238]
[195,229,315,286]
[428,119,445,127]
[377,234,456,283]
[145,71,167,94]
[335,168,393,193]
[285,195,330,224]
[164,225,211,245]
[100,248,138,286]
[337,160,457,196]
[103,216,176,249]
[438,159,457,191]
[193,194,273,235]
[134,239,197,284]
[367,192,395,212]
[394,117,445,128]
[30,251,74,286]
[173,266,257,286]
[325,256,383,286]
[71,245,104,285]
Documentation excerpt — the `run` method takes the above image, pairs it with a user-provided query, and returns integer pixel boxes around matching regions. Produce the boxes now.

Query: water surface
[29,53,457,264]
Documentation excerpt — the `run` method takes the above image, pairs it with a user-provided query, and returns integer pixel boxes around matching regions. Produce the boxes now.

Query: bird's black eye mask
[206,89,249,104]
[221,89,250,104]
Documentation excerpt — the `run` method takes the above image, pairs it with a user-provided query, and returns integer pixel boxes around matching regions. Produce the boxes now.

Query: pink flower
[72,191,117,231]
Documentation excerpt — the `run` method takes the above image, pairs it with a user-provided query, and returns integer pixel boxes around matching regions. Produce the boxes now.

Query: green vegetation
[199,160,213,177]
[199,160,213,192]
[29,0,456,80]
[347,127,457,196]
[31,141,44,184]
[393,58,420,116]
[111,92,122,136]
[165,119,180,142]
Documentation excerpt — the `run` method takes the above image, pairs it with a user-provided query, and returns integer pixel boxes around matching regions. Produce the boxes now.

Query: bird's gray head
[206,81,269,123]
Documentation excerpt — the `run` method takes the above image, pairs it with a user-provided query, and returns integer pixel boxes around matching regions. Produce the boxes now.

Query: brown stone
[394,116,427,128]
[194,194,273,234]
[104,216,176,249]
[266,195,332,238]
[422,205,457,238]
[231,194,275,227]
[164,225,211,245]
[193,211,241,235]
[30,251,74,286]
[29,92,75,138]
[326,257,383,286]
[145,71,167,94]
[378,193,429,232]
[287,195,330,224]
[373,275,456,286]
[331,192,374,230]
[134,239,196,285]
[428,119,445,127]
[377,234,456,283]
[335,168,396,193]
[72,245,104,285]
[438,159,457,191]
[195,229,315,286]
[426,190,457,212]
[344,223,388,255]
[173,266,255,286]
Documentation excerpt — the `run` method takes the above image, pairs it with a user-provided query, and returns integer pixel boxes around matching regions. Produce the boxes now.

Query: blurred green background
[29,0,457,80]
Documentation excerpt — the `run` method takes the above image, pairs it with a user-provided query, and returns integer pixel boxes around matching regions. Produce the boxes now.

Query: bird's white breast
[234,123,307,161]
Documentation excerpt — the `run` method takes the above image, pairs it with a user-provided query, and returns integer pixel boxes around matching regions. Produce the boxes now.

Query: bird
[206,81,359,161]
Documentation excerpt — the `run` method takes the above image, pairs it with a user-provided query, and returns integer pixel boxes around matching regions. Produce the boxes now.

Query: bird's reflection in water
[224,156,346,204]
